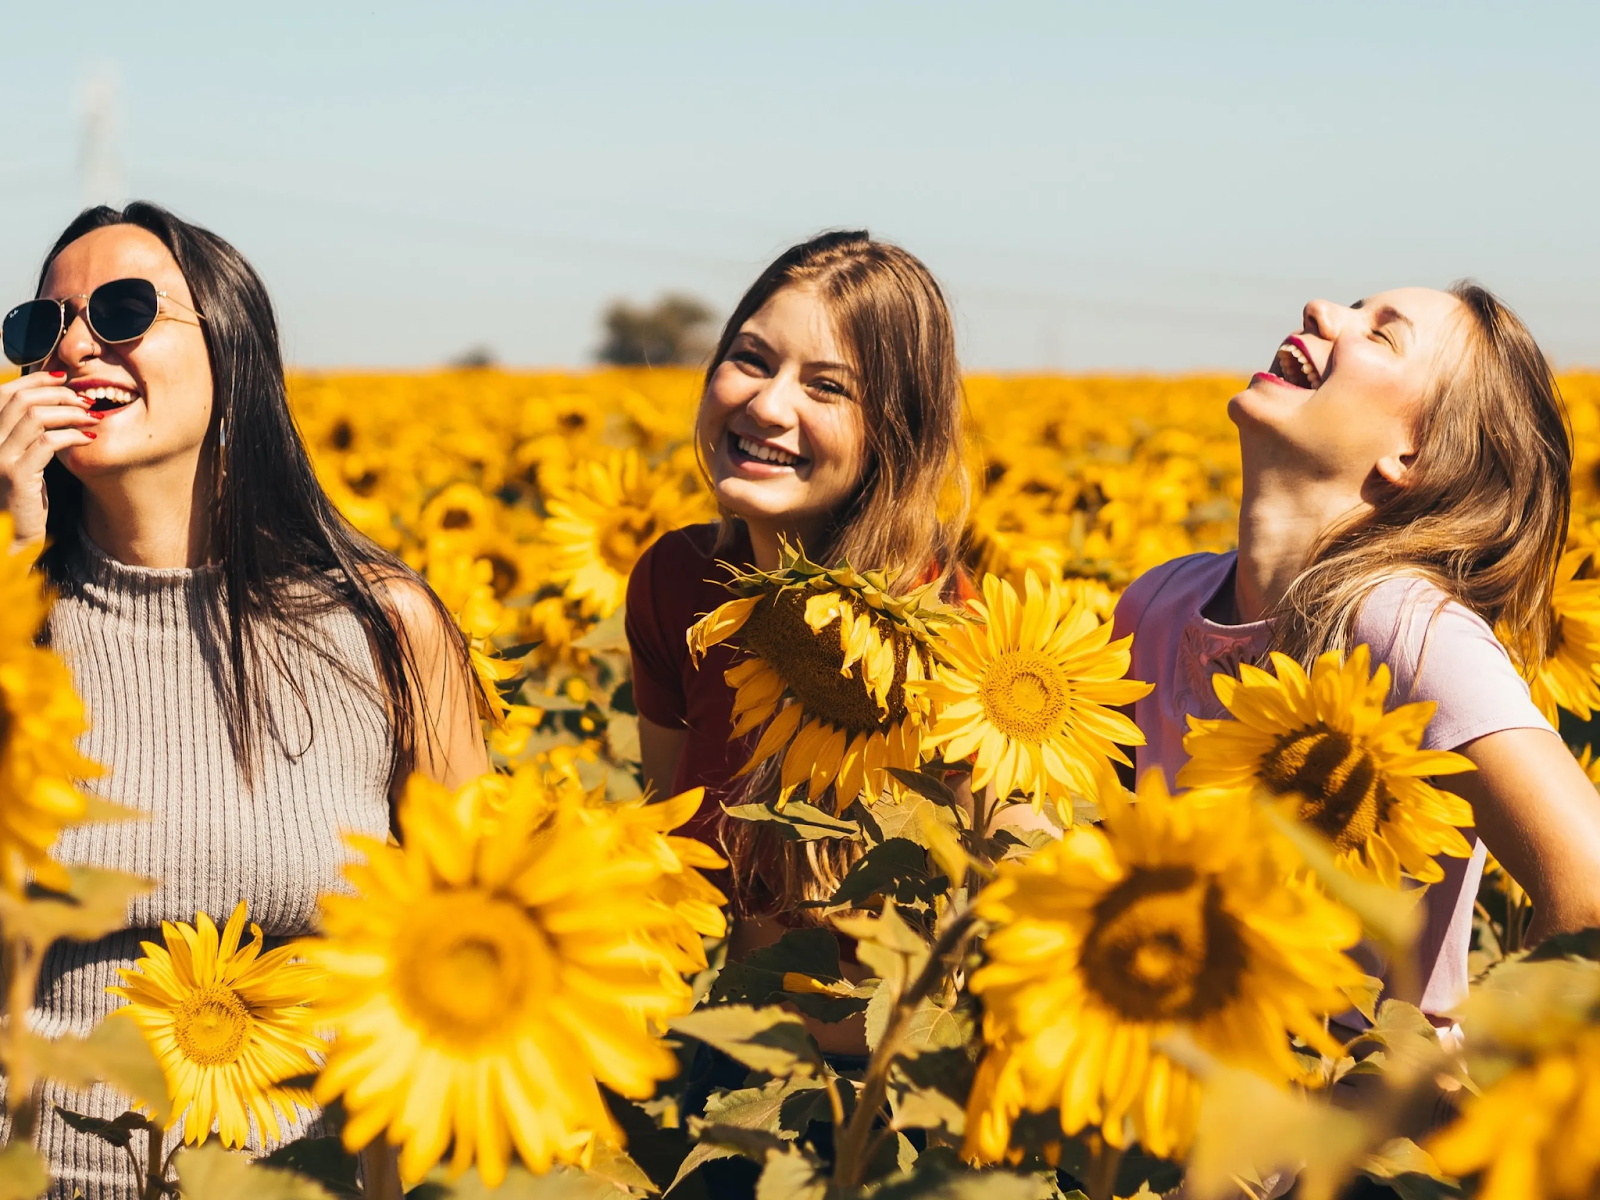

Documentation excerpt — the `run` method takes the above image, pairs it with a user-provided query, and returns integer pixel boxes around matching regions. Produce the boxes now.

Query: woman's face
[698,283,867,540]
[1229,286,1468,490]
[41,225,213,480]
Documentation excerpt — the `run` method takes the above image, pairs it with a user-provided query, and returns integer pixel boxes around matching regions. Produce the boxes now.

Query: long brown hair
[706,231,970,915]
[1271,282,1571,671]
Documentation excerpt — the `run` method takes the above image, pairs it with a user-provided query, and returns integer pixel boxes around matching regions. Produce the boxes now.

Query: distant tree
[596,293,718,366]
[448,344,498,369]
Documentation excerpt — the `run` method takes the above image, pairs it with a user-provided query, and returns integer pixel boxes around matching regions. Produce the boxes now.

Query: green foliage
[258,1136,363,1196]
[0,1142,49,1200]
[668,1006,826,1077]
[722,799,862,840]
[708,927,872,1022]
[21,1018,169,1123]
[817,838,948,910]
[174,1141,336,1199]
[0,865,155,947]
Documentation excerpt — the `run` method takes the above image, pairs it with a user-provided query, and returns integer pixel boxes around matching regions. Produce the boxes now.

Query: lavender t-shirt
[1112,551,1552,1018]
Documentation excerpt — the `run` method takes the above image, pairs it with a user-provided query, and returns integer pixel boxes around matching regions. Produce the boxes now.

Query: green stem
[832,907,978,1188]
[4,935,44,1146]
[141,1121,165,1200]
[1084,1135,1124,1200]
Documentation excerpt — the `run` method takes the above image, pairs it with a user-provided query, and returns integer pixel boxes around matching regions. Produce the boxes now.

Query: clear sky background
[4,0,1598,371]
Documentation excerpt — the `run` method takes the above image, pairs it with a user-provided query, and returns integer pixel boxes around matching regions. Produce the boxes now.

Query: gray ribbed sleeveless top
[21,536,393,1198]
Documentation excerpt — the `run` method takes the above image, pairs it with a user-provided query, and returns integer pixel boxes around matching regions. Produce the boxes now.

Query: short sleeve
[625,538,688,729]
[1351,578,1553,752]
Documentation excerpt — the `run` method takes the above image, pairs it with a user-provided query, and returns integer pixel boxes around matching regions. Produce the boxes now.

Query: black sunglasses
[2,277,205,367]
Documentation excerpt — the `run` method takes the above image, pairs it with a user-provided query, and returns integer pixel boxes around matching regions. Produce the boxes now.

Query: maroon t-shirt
[625,522,755,849]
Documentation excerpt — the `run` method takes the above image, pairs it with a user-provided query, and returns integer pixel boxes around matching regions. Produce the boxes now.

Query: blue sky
[4,0,1598,370]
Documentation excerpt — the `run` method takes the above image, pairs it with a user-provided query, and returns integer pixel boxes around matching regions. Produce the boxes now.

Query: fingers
[11,426,96,478]
[0,404,98,462]
[0,373,89,444]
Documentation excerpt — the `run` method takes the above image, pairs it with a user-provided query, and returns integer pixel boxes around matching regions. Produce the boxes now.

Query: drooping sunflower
[1518,548,1600,723]
[909,571,1151,811]
[107,901,325,1149]
[1430,1024,1600,1200]
[542,448,710,618]
[687,545,960,808]
[0,516,101,893]
[965,772,1363,1163]
[305,771,697,1186]
[1179,644,1476,888]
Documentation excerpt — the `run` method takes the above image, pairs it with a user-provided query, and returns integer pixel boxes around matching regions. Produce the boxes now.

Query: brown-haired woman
[1114,284,1600,1025]
[625,230,972,1051]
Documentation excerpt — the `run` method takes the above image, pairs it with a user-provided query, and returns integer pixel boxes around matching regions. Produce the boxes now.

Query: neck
[1234,468,1368,623]
[742,515,825,572]
[79,455,217,569]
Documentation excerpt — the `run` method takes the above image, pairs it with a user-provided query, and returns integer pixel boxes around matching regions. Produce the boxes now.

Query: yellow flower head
[1179,645,1476,888]
[687,544,960,809]
[1518,547,1600,724]
[107,901,325,1149]
[306,771,699,1187]
[965,772,1362,1163]
[542,448,710,618]
[1431,1024,1600,1200]
[910,571,1151,811]
[0,515,101,893]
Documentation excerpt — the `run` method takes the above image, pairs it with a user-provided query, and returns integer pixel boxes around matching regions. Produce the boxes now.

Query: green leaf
[1526,926,1600,962]
[703,1077,831,1141]
[833,904,929,998]
[663,1142,738,1196]
[900,998,972,1054]
[710,928,865,1021]
[174,1141,335,1199]
[753,1146,826,1200]
[668,1006,822,1076]
[869,793,953,845]
[868,1147,1056,1198]
[0,1142,49,1200]
[1339,975,1384,1026]
[1352,1000,1448,1076]
[0,865,155,949]
[53,1106,155,1150]
[584,1143,658,1195]
[721,801,860,841]
[887,767,962,813]
[21,1015,171,1124]
[888,1047,974,1138]
[606,713,642,766]
[574,607,629,652]
[258,1136,362,1196]
[814,838,945,910]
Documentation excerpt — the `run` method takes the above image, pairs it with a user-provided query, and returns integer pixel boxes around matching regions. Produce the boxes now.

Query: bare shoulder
[360,566,457,655]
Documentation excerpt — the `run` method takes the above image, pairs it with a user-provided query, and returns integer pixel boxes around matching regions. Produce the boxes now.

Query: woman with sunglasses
[0,203,485,1197]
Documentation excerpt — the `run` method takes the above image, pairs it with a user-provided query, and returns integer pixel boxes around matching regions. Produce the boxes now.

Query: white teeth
[80,386,137,405]
[1275,344,1322,389]
[734,435,800,466]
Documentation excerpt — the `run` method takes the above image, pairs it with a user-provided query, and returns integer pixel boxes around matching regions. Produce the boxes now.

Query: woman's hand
[0,371,96,544]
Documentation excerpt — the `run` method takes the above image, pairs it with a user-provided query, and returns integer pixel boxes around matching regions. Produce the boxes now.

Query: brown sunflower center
[1080,865,1246,1022]
[1260,726,1390,851]
[173,983,252,1066]
[393,890,551,1049]
[600,508,662,576]
[978,649,1069,743]
[740,589,914,736]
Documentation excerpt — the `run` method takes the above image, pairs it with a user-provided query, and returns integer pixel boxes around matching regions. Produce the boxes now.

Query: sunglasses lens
[88,278,160,344]
[2,300,63,366]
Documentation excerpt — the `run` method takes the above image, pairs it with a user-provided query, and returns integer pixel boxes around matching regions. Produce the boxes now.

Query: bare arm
[383,578,490,789]
[1451,727,1600,943]
[639,714,689,800]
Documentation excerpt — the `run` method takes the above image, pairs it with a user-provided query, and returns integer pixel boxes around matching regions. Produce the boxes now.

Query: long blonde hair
[1271,282,1571,670]
[703,231,970,916]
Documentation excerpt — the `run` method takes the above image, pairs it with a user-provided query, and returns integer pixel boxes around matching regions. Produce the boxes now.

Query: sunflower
[106,901,324,1149]
[542,449,710,618]
[0,515,101,893]
[687,544,960,808]
[1519,548,1600,723]
[965,772,1362,1163]
[909,571,1151,811]
[305,771,696,1186]
[1575,745,1600,789]
[1179,645,1476,888]
[1430,1025,1600,1200]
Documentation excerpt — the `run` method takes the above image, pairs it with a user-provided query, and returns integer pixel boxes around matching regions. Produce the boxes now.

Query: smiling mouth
[79,385,140,413]
[729,432,806,469]
[1269,341,1323,390]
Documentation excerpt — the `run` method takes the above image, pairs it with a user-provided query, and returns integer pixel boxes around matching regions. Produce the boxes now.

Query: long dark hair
[35,202,477,785]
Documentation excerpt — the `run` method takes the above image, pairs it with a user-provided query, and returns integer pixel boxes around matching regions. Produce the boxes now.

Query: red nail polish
[89,409,107,420]
[50,371,66,379]
[83,431,98,440]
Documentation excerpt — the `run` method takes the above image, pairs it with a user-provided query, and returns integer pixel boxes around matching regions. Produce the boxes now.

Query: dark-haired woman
[0,203,485,1196]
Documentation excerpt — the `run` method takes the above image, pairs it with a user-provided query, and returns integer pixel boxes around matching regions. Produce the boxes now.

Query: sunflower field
[2,367,1600,1199]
